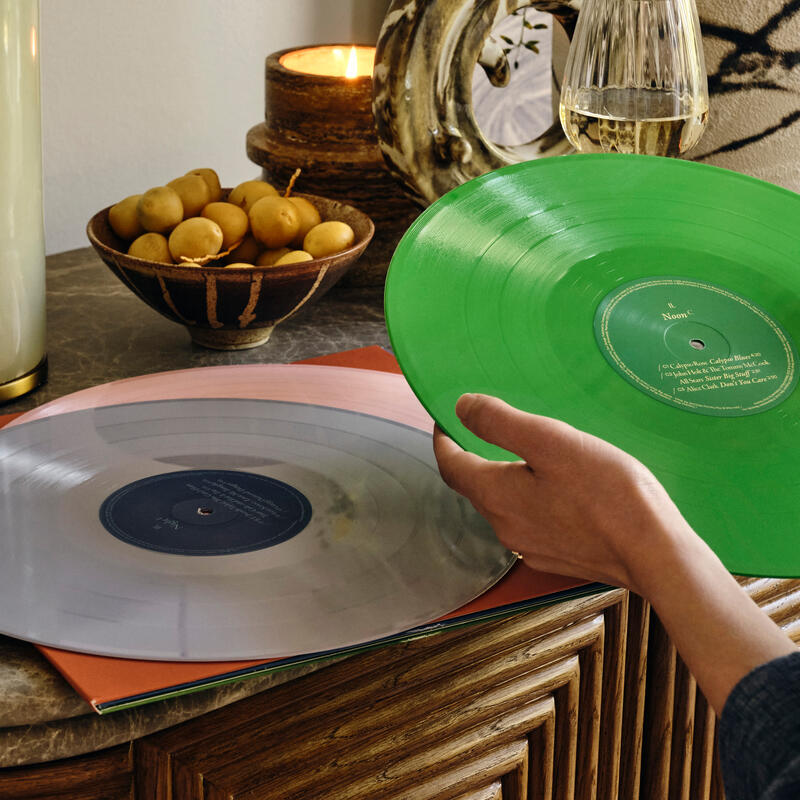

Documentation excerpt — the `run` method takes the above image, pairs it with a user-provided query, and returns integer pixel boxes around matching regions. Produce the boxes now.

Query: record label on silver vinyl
[99,470,312,556]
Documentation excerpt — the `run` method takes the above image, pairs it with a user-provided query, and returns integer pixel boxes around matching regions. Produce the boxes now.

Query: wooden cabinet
[0,744,134,799]
[2,579,799,800]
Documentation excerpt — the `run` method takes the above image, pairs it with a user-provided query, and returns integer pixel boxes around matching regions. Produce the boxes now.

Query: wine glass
[559,0,709,157]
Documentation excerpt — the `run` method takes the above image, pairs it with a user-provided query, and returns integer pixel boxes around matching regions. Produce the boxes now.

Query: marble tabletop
[0,246,390,768]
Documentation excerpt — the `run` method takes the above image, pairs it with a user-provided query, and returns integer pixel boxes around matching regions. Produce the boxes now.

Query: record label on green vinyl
[594,277,798,416]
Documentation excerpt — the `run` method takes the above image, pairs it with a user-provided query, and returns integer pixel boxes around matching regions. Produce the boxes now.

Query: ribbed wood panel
[638,577,800,800]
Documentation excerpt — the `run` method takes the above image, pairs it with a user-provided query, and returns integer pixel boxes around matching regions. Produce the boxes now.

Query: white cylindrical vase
[0,0,46,403]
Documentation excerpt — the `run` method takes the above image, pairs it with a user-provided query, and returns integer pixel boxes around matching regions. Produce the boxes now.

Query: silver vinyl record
[0,398,514,660]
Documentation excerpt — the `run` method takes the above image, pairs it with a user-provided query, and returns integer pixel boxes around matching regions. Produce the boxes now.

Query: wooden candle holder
[246,45,420,287]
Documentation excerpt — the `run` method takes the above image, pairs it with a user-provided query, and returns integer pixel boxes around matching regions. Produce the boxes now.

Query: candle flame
[345,46,358,79]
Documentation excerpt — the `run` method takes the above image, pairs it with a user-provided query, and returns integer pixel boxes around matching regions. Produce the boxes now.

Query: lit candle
[278,45,375,79]
[0,0,46,402]
[248,44,379,202]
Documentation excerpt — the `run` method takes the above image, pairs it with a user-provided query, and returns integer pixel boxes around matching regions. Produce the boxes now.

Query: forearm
[634,527,797,714]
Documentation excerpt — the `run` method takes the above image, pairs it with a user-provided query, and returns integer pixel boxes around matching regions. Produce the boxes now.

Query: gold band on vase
[0,355,48,404]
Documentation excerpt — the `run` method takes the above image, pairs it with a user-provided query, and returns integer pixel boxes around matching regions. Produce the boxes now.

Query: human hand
[433,393,696,593]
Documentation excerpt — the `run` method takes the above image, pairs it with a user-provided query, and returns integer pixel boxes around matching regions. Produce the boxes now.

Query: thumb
[455,393,578,467]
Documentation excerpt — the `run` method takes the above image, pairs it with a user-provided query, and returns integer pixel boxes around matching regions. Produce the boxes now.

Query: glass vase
[559,0,709,157]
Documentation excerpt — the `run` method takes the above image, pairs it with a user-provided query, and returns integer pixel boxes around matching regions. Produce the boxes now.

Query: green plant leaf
[500,34,514,45]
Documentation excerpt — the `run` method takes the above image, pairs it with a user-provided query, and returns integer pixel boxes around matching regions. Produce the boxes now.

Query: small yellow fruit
[201,202,249,250]
[228,180,279,213]
[186,168,222,203]
[255,247,291,266]
[137,186,184,233]
[167,174,211,218]
[108,194,144,240]
[225,262,255,269]
[303,220,355,258]
[168,217,224,262]
[128,232,173,264]
[274,250,314,265]
[249,196,301,249]
[225,234,262,264]
[288,197,322,247]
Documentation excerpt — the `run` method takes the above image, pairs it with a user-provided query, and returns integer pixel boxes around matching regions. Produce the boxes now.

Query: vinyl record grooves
[0,396,514,660]
[385,154,800,578]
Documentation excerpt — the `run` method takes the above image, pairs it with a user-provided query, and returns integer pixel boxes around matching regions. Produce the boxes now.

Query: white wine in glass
[559,0,709,157]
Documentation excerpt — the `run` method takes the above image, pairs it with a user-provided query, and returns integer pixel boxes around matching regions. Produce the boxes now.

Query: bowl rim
[86,191,375,278]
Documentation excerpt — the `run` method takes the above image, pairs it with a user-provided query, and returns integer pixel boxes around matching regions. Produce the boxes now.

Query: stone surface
[0,245,390,767]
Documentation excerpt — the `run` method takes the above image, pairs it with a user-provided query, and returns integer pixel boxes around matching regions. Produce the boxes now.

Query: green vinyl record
[385,154,800,578]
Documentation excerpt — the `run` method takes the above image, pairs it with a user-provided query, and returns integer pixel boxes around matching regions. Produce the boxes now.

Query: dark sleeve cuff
[719,650,800,800]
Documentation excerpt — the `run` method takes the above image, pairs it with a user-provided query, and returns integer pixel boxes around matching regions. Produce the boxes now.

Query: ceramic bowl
[86,192,374,350]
